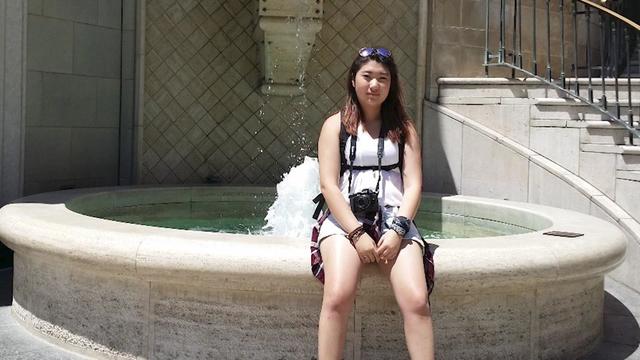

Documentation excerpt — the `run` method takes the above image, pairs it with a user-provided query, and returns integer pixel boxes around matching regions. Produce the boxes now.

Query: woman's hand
[376,230,402,263]
[354,233,379,264]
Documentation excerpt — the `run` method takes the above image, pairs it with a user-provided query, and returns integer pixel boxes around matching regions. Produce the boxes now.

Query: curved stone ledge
[0,188,625,290]
[0,187,628,359]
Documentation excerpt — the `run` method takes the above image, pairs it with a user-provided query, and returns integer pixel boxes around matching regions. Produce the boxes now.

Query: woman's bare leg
[318,235,363,360]
[379,241,434,360]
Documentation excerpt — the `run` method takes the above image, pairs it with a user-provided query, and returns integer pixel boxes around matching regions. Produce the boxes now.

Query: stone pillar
[0,0,26,204]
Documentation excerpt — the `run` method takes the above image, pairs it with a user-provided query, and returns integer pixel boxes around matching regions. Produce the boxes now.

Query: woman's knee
[398,290,431,317]
[322,285,357,314]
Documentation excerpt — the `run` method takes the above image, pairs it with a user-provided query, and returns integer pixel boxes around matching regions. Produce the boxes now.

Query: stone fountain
[255,0,323,96]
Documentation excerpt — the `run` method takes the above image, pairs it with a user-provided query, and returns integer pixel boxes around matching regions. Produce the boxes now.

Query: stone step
[581,144,640,155]
[532,98,640,121]
[439,95,640,107]
[530,119,626,128]
[438,78,568,99]
[438,78,640,100]
[617,170,640,182]
[529,118,636,143]
[581,143,625,154]
[438,97,506,105]
[580,124,633,146]
[438,94,640,105]
[618,154,640,171]
[523,99,640,145]
[622,145,640,155]
[535,98,640,107]
[565,78,640,101]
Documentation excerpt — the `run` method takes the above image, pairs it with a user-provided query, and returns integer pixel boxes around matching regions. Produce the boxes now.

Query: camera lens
[350,190,378,214]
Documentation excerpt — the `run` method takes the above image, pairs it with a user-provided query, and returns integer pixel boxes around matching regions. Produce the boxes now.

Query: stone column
[0,0,26,205]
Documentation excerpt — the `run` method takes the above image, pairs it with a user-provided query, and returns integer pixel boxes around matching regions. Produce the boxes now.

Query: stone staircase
[437,78,640,222]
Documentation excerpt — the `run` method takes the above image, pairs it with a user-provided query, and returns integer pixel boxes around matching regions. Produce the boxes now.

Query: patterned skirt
[310,209,435,295]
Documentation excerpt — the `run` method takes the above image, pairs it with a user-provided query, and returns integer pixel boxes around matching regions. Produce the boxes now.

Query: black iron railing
[484,0,640,144]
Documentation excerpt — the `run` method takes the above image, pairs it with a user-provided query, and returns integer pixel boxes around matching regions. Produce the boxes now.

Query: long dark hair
[341,49,412,143]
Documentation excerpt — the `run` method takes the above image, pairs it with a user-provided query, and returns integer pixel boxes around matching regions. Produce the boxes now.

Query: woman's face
[352,60,391,109]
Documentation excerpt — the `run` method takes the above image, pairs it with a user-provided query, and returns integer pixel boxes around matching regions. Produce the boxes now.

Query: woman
[313,47,434,359]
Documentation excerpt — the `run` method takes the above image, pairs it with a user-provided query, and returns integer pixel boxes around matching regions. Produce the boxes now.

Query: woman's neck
[360,105,382,125]
[359,106,383,137]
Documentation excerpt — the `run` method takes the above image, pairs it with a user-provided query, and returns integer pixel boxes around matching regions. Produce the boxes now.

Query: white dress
[317,124,425,249]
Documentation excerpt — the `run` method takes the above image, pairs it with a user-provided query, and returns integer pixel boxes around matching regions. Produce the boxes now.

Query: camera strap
[347,127,385,194]
[375,132,384,193]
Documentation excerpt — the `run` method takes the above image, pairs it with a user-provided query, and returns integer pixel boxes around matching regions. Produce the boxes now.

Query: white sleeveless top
[339,125,404,207]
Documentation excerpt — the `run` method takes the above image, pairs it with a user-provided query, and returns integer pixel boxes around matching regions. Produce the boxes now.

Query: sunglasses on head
[358,47,392,59]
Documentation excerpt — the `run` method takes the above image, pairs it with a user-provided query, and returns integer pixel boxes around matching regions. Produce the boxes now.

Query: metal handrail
[484,0,640,144]
[578,0,640,31]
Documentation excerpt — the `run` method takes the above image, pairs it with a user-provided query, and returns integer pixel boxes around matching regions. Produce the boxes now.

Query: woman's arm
[375,122,422,262]
[397,122,422,219]
[318,113,362,233]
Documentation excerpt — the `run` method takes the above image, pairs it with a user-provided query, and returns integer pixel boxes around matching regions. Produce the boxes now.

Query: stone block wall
[0,0,26,205]
[17,0,608,192]
[23,0,136,195]
[140,0,419,185]
[428,0,594,100]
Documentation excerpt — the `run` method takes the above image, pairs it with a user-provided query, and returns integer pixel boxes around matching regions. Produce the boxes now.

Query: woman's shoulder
[321,112,342,134]
[392,118,417,144]
[318,112,342,150]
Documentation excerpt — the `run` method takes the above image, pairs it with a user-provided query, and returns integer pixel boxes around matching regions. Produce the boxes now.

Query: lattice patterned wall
[142,0,418,185]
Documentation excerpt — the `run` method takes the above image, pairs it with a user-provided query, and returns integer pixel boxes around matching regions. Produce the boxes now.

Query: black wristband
[391,216,411,235]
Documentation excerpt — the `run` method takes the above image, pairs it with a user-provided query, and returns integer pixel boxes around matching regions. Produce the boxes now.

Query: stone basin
[0,186,627,359]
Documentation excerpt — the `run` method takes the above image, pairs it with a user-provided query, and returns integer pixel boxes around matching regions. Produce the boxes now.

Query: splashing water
[263,156,320,238]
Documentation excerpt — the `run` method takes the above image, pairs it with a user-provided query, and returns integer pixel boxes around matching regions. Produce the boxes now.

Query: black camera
[349,189,379,215]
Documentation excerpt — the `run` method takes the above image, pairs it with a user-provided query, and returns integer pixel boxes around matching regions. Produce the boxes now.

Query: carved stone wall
[142,0,419,185]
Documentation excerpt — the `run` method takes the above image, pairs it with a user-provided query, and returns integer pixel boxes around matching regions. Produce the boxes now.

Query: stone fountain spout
[256,0,323,96]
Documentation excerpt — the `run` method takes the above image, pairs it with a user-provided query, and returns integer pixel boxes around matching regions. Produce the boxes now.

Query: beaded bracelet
[346,225,366,244]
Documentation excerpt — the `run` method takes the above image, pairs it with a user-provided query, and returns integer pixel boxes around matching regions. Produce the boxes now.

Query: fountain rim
[0,185,627,293]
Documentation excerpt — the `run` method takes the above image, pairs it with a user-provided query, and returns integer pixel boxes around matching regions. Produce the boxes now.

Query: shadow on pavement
[581,291,640,360]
